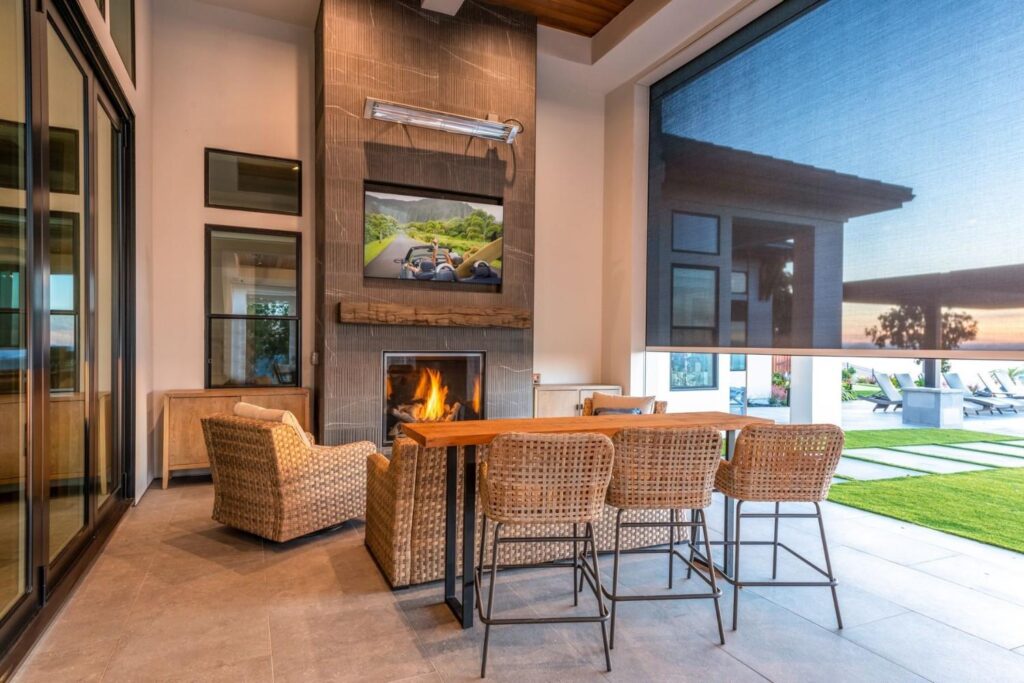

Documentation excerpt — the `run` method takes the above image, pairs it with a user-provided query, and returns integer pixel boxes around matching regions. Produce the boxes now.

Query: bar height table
[401,411,772,629]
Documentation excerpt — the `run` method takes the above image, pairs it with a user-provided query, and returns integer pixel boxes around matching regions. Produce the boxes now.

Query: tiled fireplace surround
[314,0,537,447]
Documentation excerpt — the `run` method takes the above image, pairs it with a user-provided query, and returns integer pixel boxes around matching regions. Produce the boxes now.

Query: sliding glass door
[0,0,30,626]
[46,18,89,563]
[0,0,133,662]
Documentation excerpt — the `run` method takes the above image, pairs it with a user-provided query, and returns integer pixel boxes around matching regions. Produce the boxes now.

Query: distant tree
[364,213,398,242]
[865,305,978,351]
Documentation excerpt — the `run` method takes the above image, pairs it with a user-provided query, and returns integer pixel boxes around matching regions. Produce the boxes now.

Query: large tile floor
[13,480,1024,682]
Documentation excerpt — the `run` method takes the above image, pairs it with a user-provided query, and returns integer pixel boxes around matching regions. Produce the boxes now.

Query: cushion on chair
[590,392,656,414]
[233,401,312,449]
[592,407,642,416]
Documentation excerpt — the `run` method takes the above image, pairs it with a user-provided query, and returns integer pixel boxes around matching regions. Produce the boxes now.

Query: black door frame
[0,0,136,673]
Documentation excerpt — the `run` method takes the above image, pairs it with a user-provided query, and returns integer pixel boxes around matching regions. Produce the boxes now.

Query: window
[110,0,133,80]
[0,122,79,193]
[730,354,747,371]
[647,0,1024,356]
[671,266,717,346]
[672,212,719,254]
[669,352,717,390]
[206,227,301,387]
[730,271,747,295]
[49,213,79,392]
[206,149,302,215]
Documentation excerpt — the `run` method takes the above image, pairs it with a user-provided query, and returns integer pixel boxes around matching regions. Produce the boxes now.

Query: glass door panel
[46,22,87,562]
[95,103,118,508]
[0,0,28,618]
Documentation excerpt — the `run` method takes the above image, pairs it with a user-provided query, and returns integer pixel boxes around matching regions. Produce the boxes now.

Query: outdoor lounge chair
[994,370,1024,398]
[978,372,1024,399]
[943,373,1019,414]
[894,373,916,390]
[861,372,903,412]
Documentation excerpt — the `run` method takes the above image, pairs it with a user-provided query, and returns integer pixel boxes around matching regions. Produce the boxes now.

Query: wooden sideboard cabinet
[162,387,311,488]
[532,384,622,418]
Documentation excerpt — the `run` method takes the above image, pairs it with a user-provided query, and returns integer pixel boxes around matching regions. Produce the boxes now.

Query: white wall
[533,54,605,385]
[601,82,649,394]
[148,0,313,485]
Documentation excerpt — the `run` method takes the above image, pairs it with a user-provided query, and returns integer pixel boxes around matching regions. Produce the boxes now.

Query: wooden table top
[400,411,773,448]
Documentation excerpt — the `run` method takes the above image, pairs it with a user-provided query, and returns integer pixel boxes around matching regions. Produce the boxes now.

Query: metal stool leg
[586,522,612,672]
[732,501,743,631]
[609,509,623,649]
[668,509,676,589]
[699,509,726,645]
[573,523,579,607]
[814,502,843,630]
[476,516,488,610]
[687,508,696,580]
[771,502,780,580]
[481,522,502,678]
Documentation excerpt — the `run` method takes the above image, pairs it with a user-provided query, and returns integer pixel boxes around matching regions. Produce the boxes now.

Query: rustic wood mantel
[338,301,532,329]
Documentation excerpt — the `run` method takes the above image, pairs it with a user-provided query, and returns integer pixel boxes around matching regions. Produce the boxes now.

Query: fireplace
[382,352,485,445]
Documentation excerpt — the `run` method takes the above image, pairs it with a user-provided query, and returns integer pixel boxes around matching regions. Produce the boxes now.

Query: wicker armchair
[365,436,679,588]
[200,414,374,542]
[714,424,845,631]
[582,398,667,416]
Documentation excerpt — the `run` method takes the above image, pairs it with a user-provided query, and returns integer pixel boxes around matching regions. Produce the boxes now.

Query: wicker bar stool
[474,432,615,678]
[603,427,726,648]
[708,424,845,631]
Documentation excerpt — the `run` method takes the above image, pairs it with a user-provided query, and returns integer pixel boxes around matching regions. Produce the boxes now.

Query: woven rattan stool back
[718,424,844,502]
[481,432,614,525]
[607,427,722,510]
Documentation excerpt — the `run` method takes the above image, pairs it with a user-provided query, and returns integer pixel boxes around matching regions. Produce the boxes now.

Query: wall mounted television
[363,182,503,287]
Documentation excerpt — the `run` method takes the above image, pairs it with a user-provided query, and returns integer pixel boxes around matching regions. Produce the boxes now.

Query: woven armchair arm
[305,432,316,446]
[365,445,418,587]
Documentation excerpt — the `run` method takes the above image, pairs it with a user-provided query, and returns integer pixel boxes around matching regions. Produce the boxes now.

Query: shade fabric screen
[647,0,1024,357]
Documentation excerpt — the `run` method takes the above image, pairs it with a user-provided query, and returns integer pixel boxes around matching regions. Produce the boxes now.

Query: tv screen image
[363,183,503,286]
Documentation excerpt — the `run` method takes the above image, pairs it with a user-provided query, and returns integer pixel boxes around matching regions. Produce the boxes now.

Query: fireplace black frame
[381,351,486,446]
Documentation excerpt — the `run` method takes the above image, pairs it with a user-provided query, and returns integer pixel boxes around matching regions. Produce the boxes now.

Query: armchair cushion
[233,401,312,449]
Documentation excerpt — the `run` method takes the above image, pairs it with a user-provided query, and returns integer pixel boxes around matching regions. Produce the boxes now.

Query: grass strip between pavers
[828,468,1024,554]
[939,443,1024,460]
[885,446,1001,470]
[843,428,1017,450]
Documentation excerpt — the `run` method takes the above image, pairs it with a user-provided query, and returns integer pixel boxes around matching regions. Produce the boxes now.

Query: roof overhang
[844,263,1024,309]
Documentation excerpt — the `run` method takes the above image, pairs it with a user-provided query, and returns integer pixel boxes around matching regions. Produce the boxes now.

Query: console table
[161,387,310,487]
[402,411,772,628]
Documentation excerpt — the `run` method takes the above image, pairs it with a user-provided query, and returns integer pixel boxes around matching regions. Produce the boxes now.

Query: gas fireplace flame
[413,368,450,422]
[472,375,481,415]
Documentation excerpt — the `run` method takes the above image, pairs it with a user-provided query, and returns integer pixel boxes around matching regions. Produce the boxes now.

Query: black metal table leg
[722,430,737,577]
[444,444,477,628]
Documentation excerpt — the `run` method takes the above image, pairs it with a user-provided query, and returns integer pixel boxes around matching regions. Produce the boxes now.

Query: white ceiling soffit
[539,0,783,92]
[421,0,467,15]
[195,0,322,27]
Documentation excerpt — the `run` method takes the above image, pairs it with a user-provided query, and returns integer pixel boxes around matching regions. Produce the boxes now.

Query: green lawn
[828,428,1024,553]
[843,428,1016,450]
[829,468,1024,553]
[364,234,396,265]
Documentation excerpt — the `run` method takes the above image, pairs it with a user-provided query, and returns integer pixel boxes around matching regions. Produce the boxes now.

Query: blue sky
[660,0,1024,347]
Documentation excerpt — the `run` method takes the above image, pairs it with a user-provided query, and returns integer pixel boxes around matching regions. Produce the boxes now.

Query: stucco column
[789,356,843,426]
